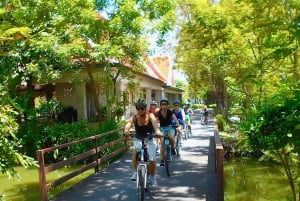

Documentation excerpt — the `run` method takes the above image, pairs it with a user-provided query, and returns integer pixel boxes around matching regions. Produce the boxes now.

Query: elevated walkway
[50,120,218,201]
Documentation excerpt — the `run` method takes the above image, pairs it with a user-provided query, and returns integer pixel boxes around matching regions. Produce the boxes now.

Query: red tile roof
[146,56,174,85]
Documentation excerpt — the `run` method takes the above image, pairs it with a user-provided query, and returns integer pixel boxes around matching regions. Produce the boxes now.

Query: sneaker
[149,175,158,187]
[130,172,137,181]
[171,148,177,156]
[160,160,165,166]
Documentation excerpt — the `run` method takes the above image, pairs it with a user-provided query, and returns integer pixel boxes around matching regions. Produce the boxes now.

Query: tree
[71,0,176,121]
[175,2,299,199]
[243,83,300,201]
[0,0,176,177]
[175,0,299,118]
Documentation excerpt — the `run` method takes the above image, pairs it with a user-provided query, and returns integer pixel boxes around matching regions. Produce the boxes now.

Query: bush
[216,114,225,131]
[192,104,202,109]
[18,118,123,163]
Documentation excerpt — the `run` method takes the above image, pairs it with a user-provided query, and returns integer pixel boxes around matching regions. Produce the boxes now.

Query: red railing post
[37,150,48,201]
[214,126,224,201]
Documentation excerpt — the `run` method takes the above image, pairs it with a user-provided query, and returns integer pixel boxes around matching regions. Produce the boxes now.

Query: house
[121,56,184,119]
[26,56,184,121]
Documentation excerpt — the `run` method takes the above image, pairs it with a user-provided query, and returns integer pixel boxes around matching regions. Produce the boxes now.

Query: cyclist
[148,100,159,116]
[124,99,163,186]
[157,98,180,166]
[148,100,160,152]
[172,100,185,145]
[202,103,209,125]
[184,103,193,134]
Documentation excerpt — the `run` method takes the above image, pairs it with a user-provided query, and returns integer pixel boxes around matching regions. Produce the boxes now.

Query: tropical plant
[0,103,37,178]
[242,83,300,201]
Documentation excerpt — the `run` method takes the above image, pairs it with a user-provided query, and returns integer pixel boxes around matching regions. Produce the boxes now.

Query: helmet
[135,99,147,108]
[150,100,157,105]
[172,99,180,105]
[160,98,169,105]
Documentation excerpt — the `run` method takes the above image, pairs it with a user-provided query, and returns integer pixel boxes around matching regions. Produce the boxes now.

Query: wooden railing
[214,125,224,201]
[36,128,129,201]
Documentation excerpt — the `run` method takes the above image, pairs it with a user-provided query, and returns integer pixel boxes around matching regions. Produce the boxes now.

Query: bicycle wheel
[138,165,146,201]
[187,126,191,138]
[165,146,172,177]
[176,136,181,157]
[184,125,188,140]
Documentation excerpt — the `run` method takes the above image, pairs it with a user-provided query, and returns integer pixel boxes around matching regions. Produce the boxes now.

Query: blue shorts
[160,126,175,135]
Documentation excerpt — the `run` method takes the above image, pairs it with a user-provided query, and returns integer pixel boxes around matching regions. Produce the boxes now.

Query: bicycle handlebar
[124,132,158,140]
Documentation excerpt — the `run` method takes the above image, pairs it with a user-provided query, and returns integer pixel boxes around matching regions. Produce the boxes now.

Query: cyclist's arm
[171,114,180,126]
[149,113,162,137]
[181,110,185,121]
[123,116,134,136]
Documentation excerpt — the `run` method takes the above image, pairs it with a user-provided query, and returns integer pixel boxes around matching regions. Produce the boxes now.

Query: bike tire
[138,165,146,201]
[176,136,181,157]
[187,127,191,138]
[165,146,171,177]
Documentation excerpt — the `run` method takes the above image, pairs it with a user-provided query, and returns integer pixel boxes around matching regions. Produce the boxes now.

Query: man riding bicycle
[184,103,193,134]
[124,99,162,186]
[172,99,185,144]
[157,98,180,166]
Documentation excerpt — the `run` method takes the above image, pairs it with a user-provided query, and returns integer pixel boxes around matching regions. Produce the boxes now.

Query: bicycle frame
[160,126,179,176]
[136,140,149,189]
[129,133,155,201]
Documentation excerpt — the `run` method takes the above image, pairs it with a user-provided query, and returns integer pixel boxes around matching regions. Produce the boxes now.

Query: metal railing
[214,125,224,201]
[36,128,129,201]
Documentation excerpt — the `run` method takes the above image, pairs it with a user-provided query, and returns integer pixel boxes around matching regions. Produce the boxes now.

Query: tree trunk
[86,67,102,122]
[210,73,228,117]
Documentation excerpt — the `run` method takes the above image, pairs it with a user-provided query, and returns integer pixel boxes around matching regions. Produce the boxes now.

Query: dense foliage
[0,0,175,179]
[175,0,299,118]
[174,0,299,200]
[242,84,299,201]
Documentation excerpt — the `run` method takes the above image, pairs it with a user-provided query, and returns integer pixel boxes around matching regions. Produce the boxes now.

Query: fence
[214,125,224,201]
[36,128,128,201]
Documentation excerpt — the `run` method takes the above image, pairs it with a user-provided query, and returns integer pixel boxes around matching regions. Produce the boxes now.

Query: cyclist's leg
[177,125,183,139]
[131,139,142,181]
[168,127,176,149]
[205,113,208,124]
[132,150,137,170]
[176,125,183,146]
[186,115,192,131]
[148,139,157,176]
[159,127,166,166]
[132,139,142,170]
[156,137,160,152]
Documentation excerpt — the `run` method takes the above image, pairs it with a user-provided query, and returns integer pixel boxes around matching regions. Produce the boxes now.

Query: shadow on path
[50,122,217,201]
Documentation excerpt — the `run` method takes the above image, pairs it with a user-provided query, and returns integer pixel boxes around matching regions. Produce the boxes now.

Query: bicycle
[160,125,179,177]
[184,121,191,139]
[184,114,192,139]
[129,132,156,201]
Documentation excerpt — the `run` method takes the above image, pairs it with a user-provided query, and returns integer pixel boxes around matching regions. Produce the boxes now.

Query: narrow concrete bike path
[50,121,217,201]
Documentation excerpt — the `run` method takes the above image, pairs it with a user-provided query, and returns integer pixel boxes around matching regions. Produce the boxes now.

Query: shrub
[216,114,225,131]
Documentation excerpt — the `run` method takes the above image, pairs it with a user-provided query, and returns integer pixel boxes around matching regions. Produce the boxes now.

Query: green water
[0,159,294,201]
[224,158,292,201]
[0,166,93,201]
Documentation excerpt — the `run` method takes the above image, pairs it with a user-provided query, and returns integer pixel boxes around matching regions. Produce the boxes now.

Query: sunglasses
[174,105,179,106]
[161,103,168,106]
[137,107,145,111]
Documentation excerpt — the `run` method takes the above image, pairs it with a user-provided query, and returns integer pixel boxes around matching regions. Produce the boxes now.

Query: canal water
[0,158,292,201]
[0,166,93,201]
[224,157,292,201]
